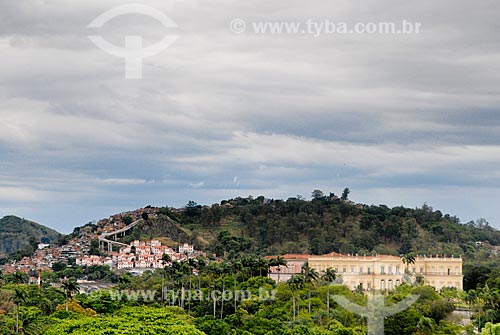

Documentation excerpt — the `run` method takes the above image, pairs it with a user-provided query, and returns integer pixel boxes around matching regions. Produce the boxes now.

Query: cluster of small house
[76,240,200,270]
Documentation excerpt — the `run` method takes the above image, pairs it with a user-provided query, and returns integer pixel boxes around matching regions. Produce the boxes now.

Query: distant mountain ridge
[0,215,61,257]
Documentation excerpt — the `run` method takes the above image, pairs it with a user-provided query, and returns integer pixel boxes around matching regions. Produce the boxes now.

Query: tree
[321,268,337,315]
[287,275,304,321]
[122,216,133,225]
[416,316,435,335]
[466,289,477,318]
[89,239,101,256]
[10,287,28,334]
[401,253,416,274]
[61,279,80,312]
[311,190,324,200]
[186,201,201,217]
[341,188,350,201]
[301,262,319,314]
[11,271,29,286]
[269,256,287,283]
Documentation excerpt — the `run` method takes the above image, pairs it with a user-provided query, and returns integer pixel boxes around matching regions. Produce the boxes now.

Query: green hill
[0,215,61,257]
[125,191,499,259]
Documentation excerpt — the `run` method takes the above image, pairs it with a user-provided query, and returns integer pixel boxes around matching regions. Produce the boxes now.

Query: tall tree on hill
[311,189,324,200]
[341,188,350,201]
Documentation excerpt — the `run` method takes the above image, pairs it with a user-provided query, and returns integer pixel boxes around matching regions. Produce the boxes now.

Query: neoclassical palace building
[269,252,463,291]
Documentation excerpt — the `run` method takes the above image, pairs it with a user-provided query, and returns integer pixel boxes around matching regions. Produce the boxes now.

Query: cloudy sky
[1,0,499,233]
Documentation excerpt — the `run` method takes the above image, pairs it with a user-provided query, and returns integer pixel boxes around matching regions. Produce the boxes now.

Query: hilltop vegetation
[141,190,500,259]
[0,216,61,258]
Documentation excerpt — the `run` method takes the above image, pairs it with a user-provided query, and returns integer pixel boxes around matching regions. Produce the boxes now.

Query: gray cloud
[1,0,499,232]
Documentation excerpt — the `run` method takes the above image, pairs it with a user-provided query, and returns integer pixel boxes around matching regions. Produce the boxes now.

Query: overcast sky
[1,0,499,233]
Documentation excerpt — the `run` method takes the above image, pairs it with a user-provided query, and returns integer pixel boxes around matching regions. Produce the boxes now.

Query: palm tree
[256,257,269,277]
[287,275,304,321]
[231,260,243,313]
[10,287,28,334]
[61,278,80,312]
[196,256,207,290]
[241,256,257,278]
[301,262,319,314]
[15,304,44,335]
[269,256,288,283]
[206,263,224,318]
[321,268,337,315]
[187,257,197,289]
[179,260,192,309]
[219,262,233,319]
[401,253,416,274]
[160,254,172,305]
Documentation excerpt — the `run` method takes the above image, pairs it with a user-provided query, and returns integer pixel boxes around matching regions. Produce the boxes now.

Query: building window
[367,282,371,290]
[343,267,347,273]
[351,267,355,274]
[388,279,393,290]
[455,267,459,275]
[381,280,385,290]
[359,267,363,274]
[388,266,393,274]
[368,267,371,274]
[447,268,451,275]
[381,265,385,274]
[396,266,400,274]
[412,267,416,274]
[420,267,424,274]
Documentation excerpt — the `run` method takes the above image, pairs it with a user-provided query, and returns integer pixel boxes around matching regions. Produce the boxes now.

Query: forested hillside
[151,190,500,258]
[0,215,61,257]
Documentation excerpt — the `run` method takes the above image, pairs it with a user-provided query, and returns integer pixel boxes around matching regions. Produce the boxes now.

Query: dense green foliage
[2,193,500,333]
[44,306,204,335]
[0,216,61,257]
[0,253,496,335]
[130,192,500,258]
